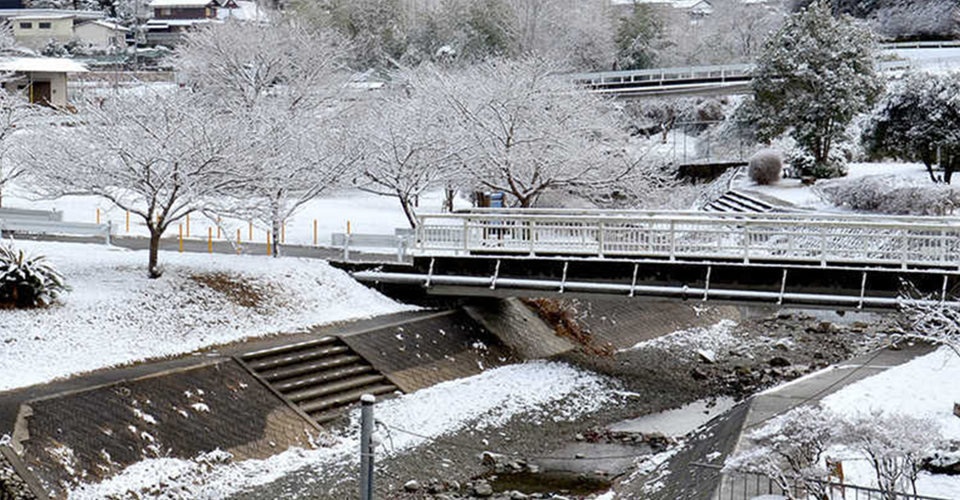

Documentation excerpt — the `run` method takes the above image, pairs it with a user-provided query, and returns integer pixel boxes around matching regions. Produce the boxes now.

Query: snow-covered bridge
[573,56,960,98]
[353,209,960,310]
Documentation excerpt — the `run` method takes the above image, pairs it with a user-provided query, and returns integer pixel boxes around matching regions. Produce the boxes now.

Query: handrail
[411,210,960,270]
[570,56,960,88]
[692,462,951,500]
[442,208,960,224]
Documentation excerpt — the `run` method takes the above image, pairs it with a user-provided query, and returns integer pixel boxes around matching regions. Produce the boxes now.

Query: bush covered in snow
[786,147,848,179]
[0,243,67,308]
[748,149,783,185]
[815,175,960,215]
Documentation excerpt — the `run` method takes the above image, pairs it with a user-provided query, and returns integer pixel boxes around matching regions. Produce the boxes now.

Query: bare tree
[725,406,837,500]
[354,85,465,227]
[172,16,348,111]
[218,104,362,257]
[174,16,356,257]
[839,411,943,498]
[0,90,43,208]
[23,90,241,278]
[898,285,960,356]
[423,58,649,207]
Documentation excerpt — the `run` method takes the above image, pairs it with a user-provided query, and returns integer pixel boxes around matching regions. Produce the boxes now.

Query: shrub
[787,147,849,179]
[815,175,960,215]
[0,244,67,308]
[748,149,783,185]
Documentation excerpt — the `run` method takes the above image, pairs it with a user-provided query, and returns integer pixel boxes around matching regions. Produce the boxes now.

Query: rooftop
[0,8,103,20]
[148,0,216,7]
[0,57,88,73]
[80,19,131,31]
[11,13,75,20]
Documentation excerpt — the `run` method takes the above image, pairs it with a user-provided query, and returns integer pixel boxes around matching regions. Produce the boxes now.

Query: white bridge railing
[414,210,960,270]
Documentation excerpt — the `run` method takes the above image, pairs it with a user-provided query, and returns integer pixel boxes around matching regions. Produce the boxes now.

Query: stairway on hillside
[238,336,397,425]
[703,190,776,213]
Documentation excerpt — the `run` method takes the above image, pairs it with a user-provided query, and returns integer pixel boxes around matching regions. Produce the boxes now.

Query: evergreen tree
[862,72,960,184]
[613,2,664,70]
[750,0,882,178]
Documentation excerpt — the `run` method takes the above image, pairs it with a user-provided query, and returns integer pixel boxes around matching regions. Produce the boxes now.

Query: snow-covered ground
[735,162,936,210]
[820,346,960,499]
[2,185,466,248]
[0,240,414,391]
[67,360,623,500]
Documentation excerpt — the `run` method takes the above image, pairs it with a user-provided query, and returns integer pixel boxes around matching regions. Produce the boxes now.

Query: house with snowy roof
[5,9,128,51]
[611,0,713,18]
[0,57,87,107]
[143,0,220,45]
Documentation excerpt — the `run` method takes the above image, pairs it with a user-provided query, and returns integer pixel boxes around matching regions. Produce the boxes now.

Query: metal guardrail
[413,210,960,270]
[693,462,950,500]
[0,218,111,244]
[882,40,960,49]
[570,57,960,93]
[0,207,62,222]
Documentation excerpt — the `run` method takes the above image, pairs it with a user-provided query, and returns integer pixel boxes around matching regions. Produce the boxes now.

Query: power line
[743,344,891,430]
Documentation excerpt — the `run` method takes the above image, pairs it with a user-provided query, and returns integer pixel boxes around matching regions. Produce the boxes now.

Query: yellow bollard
[267,231,272,256]
[236,229,241,255]
[313,219,317,246]
[347,220,351,234]
[126,211,130,233]
[208,227,212,254]
[178,224,183,253]
[186,214,190,238]
[96,208,100,225]
[249,221,253,240]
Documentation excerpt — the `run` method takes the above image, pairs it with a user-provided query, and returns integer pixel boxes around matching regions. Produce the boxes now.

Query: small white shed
[0,57,88,107]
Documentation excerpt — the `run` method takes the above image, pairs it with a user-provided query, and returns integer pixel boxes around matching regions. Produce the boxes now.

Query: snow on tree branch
[416,57,662,207]
[898,282,960,356]
[22,89,243,278]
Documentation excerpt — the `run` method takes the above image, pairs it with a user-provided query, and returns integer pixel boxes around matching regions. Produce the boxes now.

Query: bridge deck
[353,210,960,310]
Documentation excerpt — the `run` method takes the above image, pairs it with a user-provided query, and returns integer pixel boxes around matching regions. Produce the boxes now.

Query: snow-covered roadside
[820,346,960,498]
[0,240,414,391]
[68,361,623,500]
[734,162,935,210]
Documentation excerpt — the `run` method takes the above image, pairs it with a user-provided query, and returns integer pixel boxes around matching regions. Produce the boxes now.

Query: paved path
[718,342,937,499]
[11,233,412,265]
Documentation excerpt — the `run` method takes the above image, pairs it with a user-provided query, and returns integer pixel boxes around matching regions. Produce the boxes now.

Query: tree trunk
[921,150,940,183]
[945,151,955,185]
[148,229,162,279]
[271,218,282,258]
[443,188,455,212]
[399,196,417,228]
[271,197,282,258]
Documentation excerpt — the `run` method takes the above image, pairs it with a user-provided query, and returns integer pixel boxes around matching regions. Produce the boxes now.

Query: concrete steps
[240,337,397,425]
[704,190,775,213]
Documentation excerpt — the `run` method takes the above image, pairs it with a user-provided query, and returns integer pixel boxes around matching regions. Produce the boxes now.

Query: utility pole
[359,394,375,500]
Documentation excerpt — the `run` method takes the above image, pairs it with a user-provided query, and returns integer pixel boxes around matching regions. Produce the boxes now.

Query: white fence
[414,210,960,270]
[882,40,960,49]
[569,57,960,91]
[0,208,111,244]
